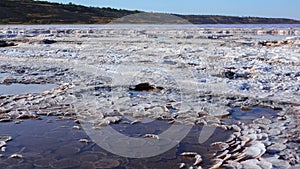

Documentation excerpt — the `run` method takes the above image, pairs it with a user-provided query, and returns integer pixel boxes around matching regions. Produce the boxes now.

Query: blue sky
[47,0,300,20]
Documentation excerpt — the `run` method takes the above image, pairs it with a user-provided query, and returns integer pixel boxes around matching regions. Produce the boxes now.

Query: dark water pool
[0,116,232,169]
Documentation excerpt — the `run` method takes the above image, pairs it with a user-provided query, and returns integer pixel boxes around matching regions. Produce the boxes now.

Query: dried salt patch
[1,147,6,152]
[130,119,141,125]
[210,142,229,151]
[223,154,232,161]
[240,159,261,169]
[267,143,287,154]
[232,144,242,153]
[180,152,198,158]
[194,154,202,166]
[72,126,80,130]
[241,142,266,159]
[179,163,186,169]
[0,115,11,122]
[231,125,241,132]
[0,141,6,148]
[10,153,23,159]
[225,134,236,143]
[144,134,159,140]
[210,159,224,169]
[253,117,272,125]
[105,116,122,124]
[99,119,110,126]
[74,119,80,124]
[239,135,250,142]
[15,120,23,124]
[79,139,89,143]
[216,150,229,159]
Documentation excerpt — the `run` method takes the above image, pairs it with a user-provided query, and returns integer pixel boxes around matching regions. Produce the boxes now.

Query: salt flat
[0,26,299,168]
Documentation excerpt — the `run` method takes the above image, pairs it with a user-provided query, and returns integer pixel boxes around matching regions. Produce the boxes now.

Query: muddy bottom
[0,116,232,169]
[0,83,57,95]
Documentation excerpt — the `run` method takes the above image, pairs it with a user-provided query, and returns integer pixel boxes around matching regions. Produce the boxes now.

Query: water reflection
[0,117,232,169]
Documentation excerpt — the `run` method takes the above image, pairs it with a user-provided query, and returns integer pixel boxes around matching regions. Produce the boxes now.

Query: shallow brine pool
[0,83,57,95]
[0,116,233,169]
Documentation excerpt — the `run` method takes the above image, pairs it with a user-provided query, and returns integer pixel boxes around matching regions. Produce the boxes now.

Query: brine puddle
[0,116,232,169]
[0,83,57,95]
[223,107,281,124]
[247,35,289,41]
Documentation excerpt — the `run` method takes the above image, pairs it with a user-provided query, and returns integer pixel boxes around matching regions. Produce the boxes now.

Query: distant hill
[1,0,299,24]
[0,0,140,24]
[177,15,300,24]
